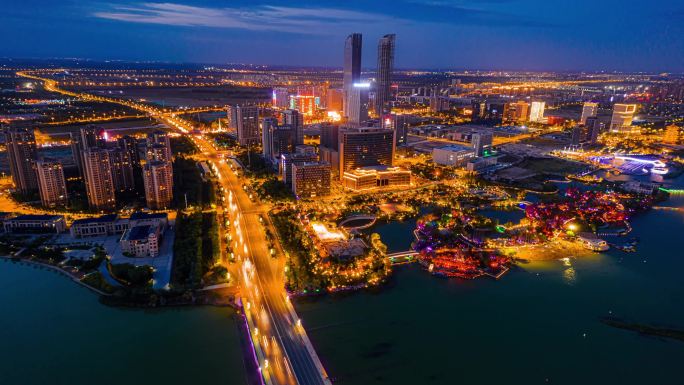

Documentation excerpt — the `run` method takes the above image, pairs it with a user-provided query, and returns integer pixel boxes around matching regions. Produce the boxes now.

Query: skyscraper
[375,34,396,116]
[343,33,362,117]
[143,160,173,209]
[346,83,370,126]
[4,126,38,194]
[580,102,599,125]
[585,116,603,144]
[282,109,303,145]
[610,104,637,133]
[231,105,260,145]
[338,127,395,178]
[83,148,116,210]
[35,158,68,208]
[108,147,136,192]
[71,125,105,177]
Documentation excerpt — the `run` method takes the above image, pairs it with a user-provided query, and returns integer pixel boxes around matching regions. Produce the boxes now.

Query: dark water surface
[0,261,248,385]
[295,178,684,385]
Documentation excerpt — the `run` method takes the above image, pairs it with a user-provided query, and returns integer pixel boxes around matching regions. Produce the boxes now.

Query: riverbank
[0,255,241,310]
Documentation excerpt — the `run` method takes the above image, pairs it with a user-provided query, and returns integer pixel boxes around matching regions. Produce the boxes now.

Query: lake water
[0,261,248,385]
[3,176,684,385]
[295,177,684,385]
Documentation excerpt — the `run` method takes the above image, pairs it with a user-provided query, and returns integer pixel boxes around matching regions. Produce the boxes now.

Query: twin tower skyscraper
[342,33,395,124]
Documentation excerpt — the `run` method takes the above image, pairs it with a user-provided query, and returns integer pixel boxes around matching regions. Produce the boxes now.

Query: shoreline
[0,255,240,310]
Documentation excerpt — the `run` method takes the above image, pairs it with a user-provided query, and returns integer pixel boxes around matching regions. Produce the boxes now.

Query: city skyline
[2,0,684,72]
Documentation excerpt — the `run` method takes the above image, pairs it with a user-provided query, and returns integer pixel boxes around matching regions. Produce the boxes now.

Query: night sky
[2,0,684,72]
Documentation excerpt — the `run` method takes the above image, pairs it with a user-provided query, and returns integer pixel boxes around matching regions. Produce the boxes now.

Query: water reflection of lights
[563,267,576,284]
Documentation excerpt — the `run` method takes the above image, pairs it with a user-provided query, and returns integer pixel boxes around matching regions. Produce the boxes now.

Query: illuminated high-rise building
[108,147,136,192]
[326,88,344,112]
[610,104,637,133]
[346,83,370,126]
[146,130,172,161]
[231,105,260,145]
[338,127,395,178]
[529,101,546,123]
[35,158,68,208]
[71,125,106,177]
[272,87,290,109]
[375,34,396,116]
[580,102,599,125]
[262,118,295,164]
[4,126,38,194]
[282,109,303,145]
[143,160,173,209]
[502,101,530,125]
[291,161,331,198]
[280,146,319,186]
[585,117,604,144]
[83,148,116,210]
[343,33,362,116]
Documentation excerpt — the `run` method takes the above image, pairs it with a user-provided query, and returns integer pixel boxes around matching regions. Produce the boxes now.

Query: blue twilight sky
[2,0,684,72]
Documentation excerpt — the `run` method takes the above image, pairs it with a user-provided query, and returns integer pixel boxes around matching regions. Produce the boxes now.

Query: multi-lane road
[16,70,331,385]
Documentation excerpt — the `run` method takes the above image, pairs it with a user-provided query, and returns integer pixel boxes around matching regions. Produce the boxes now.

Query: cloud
[93,2,398,33]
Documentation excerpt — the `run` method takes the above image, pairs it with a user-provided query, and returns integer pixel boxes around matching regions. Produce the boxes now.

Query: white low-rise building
[432,144,475,167]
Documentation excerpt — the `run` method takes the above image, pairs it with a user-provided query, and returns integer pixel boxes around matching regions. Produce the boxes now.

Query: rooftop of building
[10,214,64,221]
[345,165,409,175]
[124,225,153,241]
[435,144,474,152]
[130,212,168,221]
[71,214,119,225]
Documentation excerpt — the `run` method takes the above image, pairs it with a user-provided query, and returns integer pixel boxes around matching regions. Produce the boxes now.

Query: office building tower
[326,88,344,112]
[571,126,582,146]
[4,126,38,194]
[472,132,493,157]
[35,158,68,208]
[83,148,116,210]
[291,161,331,198]
[320,124,340,151]
[69,131,84,177]
[585,117,603,144]
[280,146,318,186]
[610,104,637,133]
[282,109,303,145]
[471,100,486,121]
[580,102,599,125]
[262,118,295,162]
[319,124,340,173]
[529,101,546,123]
[338,127,395,178]
[375,34,396,116]
[502,101,530,124]
[262,117,277,161]
[272,87,290,108]
[143,160,173,209]
[230,105,260,145]
[346,83,370,126]
[79,125,106,149]
[343,33,363,116]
